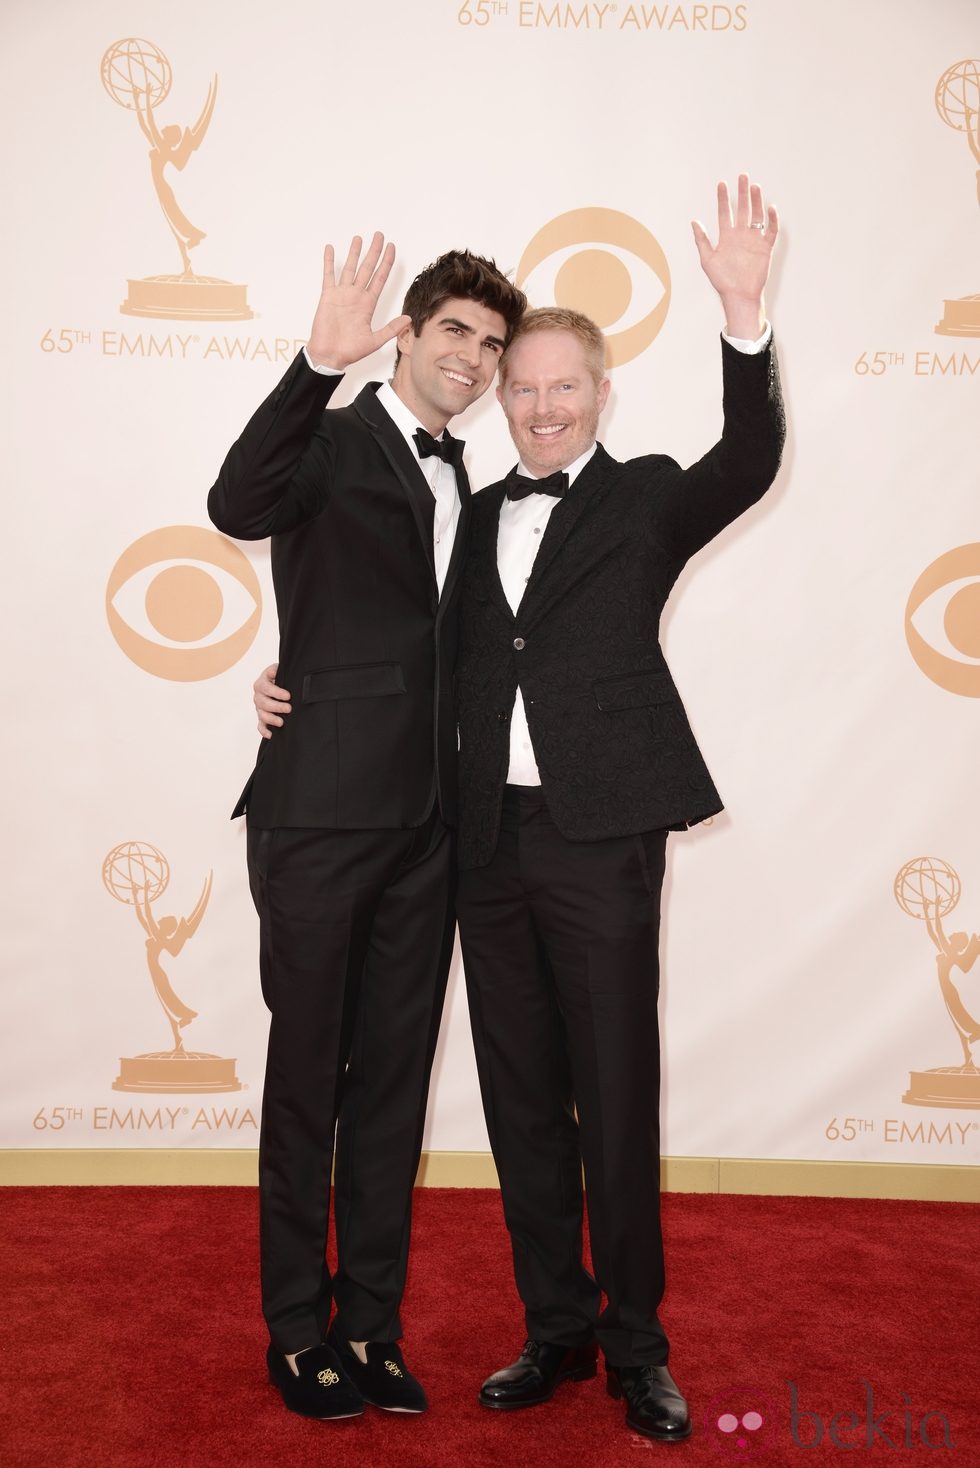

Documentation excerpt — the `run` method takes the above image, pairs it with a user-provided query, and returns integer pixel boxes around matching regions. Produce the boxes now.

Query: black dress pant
[247,814,455,1353]
[456,786,669,1367]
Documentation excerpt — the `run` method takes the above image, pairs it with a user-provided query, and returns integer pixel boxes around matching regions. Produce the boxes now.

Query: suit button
[497,711,510,724]
[513,637,525,650]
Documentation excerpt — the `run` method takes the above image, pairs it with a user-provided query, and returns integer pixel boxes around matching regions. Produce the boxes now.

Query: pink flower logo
[704,1385,779,1456]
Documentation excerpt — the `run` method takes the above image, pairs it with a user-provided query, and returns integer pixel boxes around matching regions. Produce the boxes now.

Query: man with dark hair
[395,248,524,365]
[208,234,525,1422]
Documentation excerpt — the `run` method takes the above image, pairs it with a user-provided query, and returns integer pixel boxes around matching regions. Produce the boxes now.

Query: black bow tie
[414,427,464,467]
[505,468,569,501]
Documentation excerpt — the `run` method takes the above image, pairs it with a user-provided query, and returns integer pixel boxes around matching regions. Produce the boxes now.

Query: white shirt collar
[376,380,451,457]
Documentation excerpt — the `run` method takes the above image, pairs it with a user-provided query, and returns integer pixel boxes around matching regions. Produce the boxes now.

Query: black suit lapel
[354,384,436,579]
[438,460,471,611]
[478,483,516,624]
[520,444,617,610]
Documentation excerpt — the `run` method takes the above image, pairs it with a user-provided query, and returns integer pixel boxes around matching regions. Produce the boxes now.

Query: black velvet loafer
[479,1339,598,1409]
[266,1342,364,1420]
[326,1326,428,1413]
[606,1363,692,1441]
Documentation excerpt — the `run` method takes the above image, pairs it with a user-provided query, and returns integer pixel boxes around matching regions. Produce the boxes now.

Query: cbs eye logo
[106,525,261,681]
[517,207,670,368]
[905,544,980,697]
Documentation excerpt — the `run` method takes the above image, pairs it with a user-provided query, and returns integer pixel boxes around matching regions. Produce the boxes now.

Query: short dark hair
[395,250,526,364]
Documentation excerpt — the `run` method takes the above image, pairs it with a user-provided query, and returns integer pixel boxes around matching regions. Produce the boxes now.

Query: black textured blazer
[208,353,469,829]
[455,338,785,869]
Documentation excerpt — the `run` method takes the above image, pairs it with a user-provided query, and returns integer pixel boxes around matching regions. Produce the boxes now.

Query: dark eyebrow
[440,316,506,351]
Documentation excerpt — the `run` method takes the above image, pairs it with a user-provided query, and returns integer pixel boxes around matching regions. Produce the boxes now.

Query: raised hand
[691,175,779,338]
[307,232,412,371]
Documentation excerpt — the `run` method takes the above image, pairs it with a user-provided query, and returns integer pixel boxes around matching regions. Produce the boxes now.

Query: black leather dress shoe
[326,1326,428,1413]
[479,1339,598,1409]
[266,1342,364,1420]
[606,1363,691,1441]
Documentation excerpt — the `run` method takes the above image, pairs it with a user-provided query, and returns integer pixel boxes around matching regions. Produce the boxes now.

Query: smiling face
[497,328,610,477]
[393,297,509,434]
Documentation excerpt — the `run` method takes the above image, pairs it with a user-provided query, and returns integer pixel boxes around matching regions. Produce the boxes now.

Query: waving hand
[692,175,778,338]
[307,232,411,371]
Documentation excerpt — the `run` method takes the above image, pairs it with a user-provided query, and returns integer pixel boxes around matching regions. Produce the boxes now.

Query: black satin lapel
[355,386,436,577]
[439,463,471,608]
[521,445,617,604]
[483,483,515,623]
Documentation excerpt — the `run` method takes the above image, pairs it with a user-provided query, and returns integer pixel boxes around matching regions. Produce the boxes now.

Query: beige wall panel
[1,0,977,1181]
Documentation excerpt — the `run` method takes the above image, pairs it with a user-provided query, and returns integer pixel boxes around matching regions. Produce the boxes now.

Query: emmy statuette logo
[103,841,241,1094]
[100,38,252,322]
[933,59,980,338]
[894,857,980,1109]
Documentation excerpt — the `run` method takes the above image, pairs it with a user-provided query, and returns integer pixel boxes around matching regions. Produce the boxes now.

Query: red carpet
[0,1187,976,1465]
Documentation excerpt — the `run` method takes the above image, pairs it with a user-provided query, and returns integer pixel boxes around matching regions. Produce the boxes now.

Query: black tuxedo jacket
[208,352,469,829]
[455,338,785,869]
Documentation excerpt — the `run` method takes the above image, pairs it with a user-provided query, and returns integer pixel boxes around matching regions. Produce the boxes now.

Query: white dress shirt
[499,324,773,785]
[498,444,598,784]
[375,383,461,597]
[302,349,460,597]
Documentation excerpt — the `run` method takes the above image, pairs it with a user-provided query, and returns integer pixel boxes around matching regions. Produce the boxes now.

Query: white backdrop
[2,0,978,1171]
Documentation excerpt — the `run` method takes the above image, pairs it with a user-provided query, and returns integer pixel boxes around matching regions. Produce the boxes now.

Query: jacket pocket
[593,669,672,712]
[302,661,406,703]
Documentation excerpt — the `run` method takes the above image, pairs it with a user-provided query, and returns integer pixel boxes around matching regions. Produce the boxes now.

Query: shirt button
[533,527,541,535]
[513,637,525,650]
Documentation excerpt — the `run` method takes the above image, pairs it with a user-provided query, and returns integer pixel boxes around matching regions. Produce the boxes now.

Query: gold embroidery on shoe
[317,1368,340,1386]
[384,1360,404,1377]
